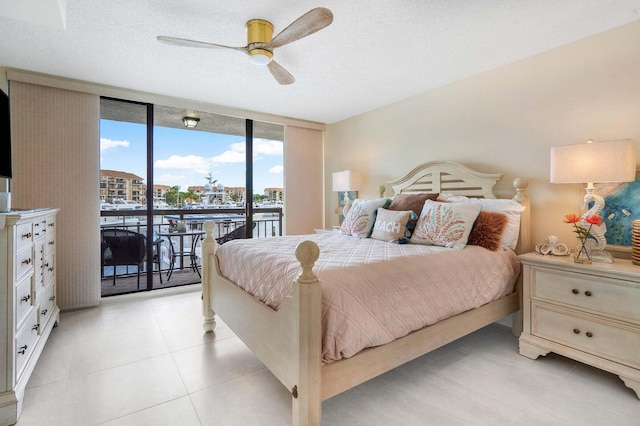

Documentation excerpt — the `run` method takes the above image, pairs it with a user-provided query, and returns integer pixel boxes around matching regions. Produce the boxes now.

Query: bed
[200,161,531,425]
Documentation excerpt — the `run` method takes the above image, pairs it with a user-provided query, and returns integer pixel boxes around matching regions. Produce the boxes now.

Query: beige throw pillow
[370,208,412,243]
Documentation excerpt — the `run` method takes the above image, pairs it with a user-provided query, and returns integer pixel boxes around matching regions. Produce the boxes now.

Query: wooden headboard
[383,161,531,255]
[388,161,503,198]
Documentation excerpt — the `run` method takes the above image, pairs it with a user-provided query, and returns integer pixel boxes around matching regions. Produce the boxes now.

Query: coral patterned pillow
[340,198,390,238]
[410,200,481,249]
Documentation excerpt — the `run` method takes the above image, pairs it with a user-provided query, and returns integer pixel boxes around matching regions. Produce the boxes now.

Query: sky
[99,119,284,194]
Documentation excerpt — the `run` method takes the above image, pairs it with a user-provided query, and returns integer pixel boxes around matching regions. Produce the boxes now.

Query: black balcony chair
[101,229,164,289]
[215,223,256,245]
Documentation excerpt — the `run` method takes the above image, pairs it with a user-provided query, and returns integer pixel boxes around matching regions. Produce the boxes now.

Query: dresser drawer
[532,303,640,370]
[15,246,34,281]
[42,251,55,288]
[32,218,47,240]
[15,222,33,252]
[15,309,39,380]
[45,228,56,255]
[38,285,56,331]
[532,268,640,323]
[15,275,34,330]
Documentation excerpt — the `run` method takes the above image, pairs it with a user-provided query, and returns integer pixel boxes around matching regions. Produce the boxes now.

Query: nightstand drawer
[532,268,640,323]
[532,303,640,370]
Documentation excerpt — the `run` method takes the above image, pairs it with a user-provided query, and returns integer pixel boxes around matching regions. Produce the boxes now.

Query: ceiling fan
[157,7,333,85]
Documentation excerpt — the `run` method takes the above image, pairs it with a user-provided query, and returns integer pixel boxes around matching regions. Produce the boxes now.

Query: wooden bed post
[292,241,322,426]
[512,177,530,337]
[201,221,217,333]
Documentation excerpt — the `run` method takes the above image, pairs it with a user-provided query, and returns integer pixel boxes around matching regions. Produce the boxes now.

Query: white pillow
[437,194,525,250]
[340,198,390,238]
[410,200,481,249]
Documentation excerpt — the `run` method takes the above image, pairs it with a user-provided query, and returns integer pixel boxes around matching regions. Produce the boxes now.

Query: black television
[0,88,11,179]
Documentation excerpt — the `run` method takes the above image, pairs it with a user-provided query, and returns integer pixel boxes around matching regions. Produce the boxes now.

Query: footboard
[200,222,323,425]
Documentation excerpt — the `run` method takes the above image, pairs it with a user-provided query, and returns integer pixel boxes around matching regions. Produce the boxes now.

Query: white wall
[325,20,640,253]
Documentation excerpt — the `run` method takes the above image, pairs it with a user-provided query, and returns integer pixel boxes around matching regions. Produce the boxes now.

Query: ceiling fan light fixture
[183,117,200,128]
[248,48,272,65]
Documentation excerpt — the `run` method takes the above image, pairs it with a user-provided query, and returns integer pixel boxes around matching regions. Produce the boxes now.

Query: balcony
[100,207,283,296]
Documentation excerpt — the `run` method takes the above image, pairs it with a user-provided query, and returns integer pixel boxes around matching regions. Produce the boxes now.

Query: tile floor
[18,285,640,425]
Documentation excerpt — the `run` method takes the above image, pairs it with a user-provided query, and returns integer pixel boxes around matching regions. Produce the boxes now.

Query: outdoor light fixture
[183,117,200,128]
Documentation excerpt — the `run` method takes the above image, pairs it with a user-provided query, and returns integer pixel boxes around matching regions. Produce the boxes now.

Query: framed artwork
[597,170,640,251]
[337,191,358,224]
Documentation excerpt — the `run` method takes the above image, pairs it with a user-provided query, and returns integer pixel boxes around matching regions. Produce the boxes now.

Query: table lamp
[550,139,636,262]
[332,170,360,222]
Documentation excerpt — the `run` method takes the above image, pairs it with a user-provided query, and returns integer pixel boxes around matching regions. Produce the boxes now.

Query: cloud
[211,138,283,163]
[154,155,210,174]
[100,138,129,152]
[269,165,283,174]
[255,139,283,155]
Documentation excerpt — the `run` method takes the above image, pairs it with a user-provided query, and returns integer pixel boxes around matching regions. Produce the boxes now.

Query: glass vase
[574,241,592,264]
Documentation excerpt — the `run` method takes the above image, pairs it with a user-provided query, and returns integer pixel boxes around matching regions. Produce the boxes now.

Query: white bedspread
[215,233,520,362]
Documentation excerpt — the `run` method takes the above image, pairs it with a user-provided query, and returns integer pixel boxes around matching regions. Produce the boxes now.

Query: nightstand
[519,252,640,399]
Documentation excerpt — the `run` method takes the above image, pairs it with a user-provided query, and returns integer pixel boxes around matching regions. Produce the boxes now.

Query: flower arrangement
[564,213,604,263]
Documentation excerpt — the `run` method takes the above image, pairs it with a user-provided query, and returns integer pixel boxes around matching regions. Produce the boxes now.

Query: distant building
[100,170,145,203]
[225,186,246,202]
[153,184,171,198]
[264,187,284,201]
[188,185,205,196]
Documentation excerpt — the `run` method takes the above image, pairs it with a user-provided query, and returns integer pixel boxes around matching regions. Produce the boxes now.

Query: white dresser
[0,208,59,425]
[519,252,640,399]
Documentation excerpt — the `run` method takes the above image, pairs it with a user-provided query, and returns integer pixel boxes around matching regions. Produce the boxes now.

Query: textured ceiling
[1,1,639,124]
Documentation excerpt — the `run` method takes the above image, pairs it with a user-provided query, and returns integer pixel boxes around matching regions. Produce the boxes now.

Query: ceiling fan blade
[268,8,333,49]
[267,60,295,85]
[157,36,247,53]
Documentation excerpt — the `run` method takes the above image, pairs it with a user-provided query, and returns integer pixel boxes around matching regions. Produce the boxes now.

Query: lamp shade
[550,139,636,184]
[332,170,361,192]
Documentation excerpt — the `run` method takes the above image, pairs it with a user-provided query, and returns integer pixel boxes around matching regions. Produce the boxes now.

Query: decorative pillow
[388,192,439,236]
[370,208,413,243]
[388,193,439,215]
[467,211,508,251]
[410,200,481,249]
[437,194,525,250]
[340,198,390,238]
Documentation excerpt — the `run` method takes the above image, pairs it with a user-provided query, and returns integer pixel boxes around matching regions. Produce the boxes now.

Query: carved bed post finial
[295,241,320,284]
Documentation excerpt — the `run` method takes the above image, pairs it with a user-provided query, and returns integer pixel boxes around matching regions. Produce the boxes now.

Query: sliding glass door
[99,98,283,296]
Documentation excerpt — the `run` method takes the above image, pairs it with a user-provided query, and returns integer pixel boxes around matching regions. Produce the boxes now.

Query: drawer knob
[48,241,55,246]
[572,289,579,294]
[22,232,32,239]
[573,328,580,334]
[48,267,54,272]
[41,309,48,316]
[32,324,39,331]
[49,295,56,302]
[585,291,592,297]
[48,223,54,227]
[586,332,593,338]
[20,294,31,303]
[21,258,32,265]
[18,345,27,355]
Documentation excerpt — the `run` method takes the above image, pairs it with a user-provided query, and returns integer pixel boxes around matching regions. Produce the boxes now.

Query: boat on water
[101,198,145,210]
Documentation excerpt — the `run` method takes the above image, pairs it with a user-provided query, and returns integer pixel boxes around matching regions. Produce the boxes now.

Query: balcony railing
[100,207,283,294]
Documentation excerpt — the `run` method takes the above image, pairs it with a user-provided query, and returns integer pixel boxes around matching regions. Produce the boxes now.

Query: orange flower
[585,214,604,226]
[564,213,580,224]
